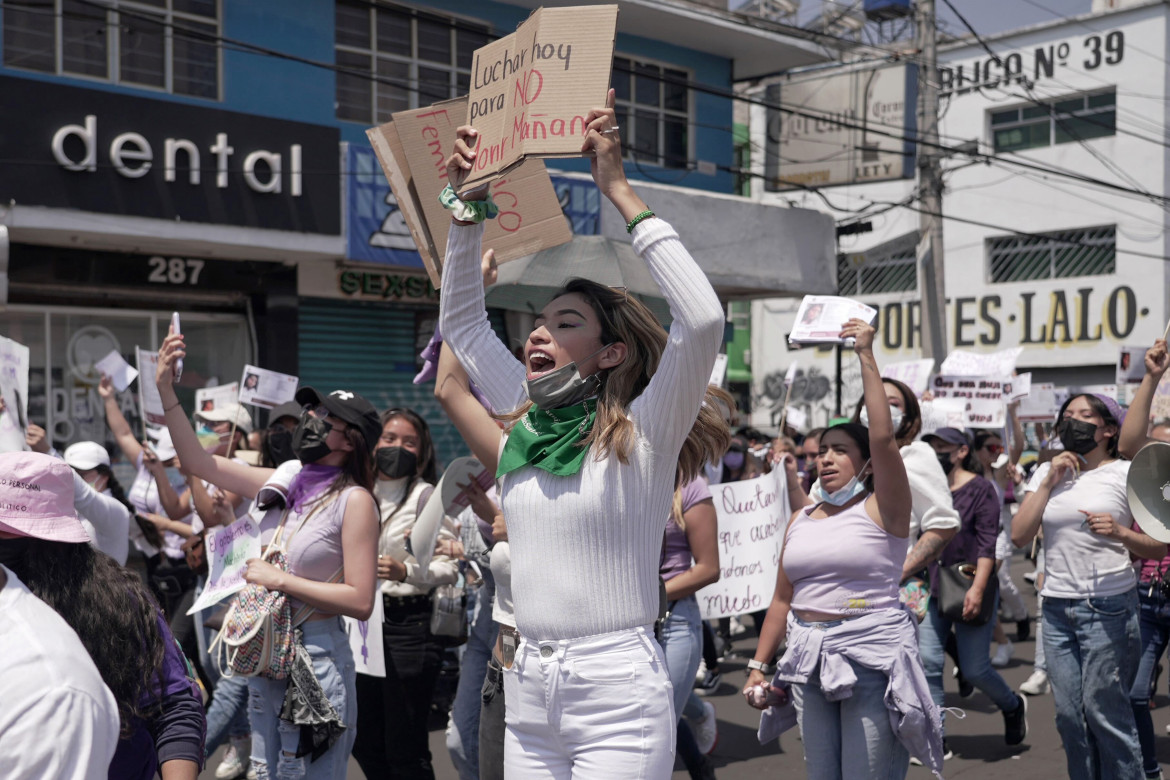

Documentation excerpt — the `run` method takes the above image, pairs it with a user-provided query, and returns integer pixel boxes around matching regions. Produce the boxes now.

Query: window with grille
[987,225,1115,283]
[611,56,691,169]
[837,246,917,295]
[990,90,1115,153]
[3,0,219,99]
[335,0,492,124]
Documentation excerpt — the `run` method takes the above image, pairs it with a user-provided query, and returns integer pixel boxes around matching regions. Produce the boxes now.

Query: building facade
[747,0,1170,431]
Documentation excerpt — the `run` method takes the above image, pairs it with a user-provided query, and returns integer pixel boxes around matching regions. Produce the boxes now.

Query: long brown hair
[501,279,729,480]
[379,407,439,484]
[671,387,735,529]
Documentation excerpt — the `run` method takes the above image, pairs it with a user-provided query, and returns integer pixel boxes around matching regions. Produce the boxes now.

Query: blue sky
[787,0,1093,38]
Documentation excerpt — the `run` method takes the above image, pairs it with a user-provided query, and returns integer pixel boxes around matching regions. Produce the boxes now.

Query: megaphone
[1126,441,1170,543]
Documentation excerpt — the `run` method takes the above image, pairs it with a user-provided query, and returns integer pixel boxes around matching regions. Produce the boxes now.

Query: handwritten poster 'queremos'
[186,515,262,615]
[697,470,789,620]
[459,4,619,195]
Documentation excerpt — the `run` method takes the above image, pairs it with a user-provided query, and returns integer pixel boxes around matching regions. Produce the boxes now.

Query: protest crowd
[6,76,1170,780]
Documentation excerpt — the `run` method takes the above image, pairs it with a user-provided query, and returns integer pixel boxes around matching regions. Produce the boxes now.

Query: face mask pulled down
[525,343,611,410]
[809,459,871,506]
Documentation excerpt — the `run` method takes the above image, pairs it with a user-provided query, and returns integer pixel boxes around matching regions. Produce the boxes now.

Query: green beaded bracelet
[626,209,655,234]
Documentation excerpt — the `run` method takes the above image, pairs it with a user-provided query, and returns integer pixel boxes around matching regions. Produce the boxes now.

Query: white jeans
[503,625,675,779]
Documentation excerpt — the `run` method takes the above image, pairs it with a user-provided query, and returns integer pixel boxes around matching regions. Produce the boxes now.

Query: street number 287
[147,256,205,285]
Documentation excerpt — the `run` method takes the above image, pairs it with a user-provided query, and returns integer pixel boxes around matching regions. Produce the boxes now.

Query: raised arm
[98,375,143,463]
[1120,339,1169,459]
[154,331,273,500]
[844,319,911,537]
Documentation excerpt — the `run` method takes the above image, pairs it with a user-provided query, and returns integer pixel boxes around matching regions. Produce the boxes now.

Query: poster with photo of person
[0,336,30,453]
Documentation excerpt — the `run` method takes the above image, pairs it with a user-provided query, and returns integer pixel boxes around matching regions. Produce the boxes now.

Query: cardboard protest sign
[196,383,239,413]
[1017,381,1060,423]
[344,597,387,678]
[1118,346,1147,385]
[95,349,139,393]
[135,348,166,425]
[459,4,619,195]
[186,516,262,615]
[929,375,1008,428]
[788,295,877,346]
[939,347,1023,378]
[238,365,298,409]
[367,98,571,287]
[881,358,935,397]
[0,336,30,453]
[697,470,788,620]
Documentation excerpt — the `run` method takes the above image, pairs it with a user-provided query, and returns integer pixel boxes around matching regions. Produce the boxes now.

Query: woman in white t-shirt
[1013,392,1166,780]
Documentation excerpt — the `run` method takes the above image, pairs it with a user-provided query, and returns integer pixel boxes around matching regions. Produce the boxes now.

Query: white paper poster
[344,596,386,678]
[0,336,30,454]
[939,347,1023,378]
[697,470,788,620]
[709,353,729,388]
[135,348,165,425]
[1117,346,1147,385]
[95,349,139,392]
[929,375,1007,428]
[786,406,809,431]
[919,397,968,437]
[238,365,299,409]
[196,382,240,413]
[881,359,935,397]
[788,295,878,346]
[1017,382,1060,423]
[187,516,262,615]
[1007,372,1032,402]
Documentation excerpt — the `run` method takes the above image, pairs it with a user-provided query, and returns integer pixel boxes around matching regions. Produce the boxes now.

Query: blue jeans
[205,673,251,757]
[792,653,910,780]
[248,618,357,780]
[1131,585,1170,777]
[919,594,1021,721]
[447,579,498,780]
[1043,589,1142,780]
[656,596,706,769]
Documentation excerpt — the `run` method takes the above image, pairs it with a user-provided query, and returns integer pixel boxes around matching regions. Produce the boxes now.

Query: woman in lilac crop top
[745,319,944,778]
[154,332,382,780]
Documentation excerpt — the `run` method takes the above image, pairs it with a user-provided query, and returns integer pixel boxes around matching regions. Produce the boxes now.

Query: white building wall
[748,1,1170,431]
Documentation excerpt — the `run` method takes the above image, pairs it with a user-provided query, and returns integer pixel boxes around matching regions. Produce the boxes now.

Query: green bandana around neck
[496,399,597,478]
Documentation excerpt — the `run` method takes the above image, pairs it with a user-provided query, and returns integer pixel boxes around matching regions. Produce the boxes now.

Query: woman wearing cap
[0,451,205,780]
[63,441,133,565]
[920,426,1027,757]
[152,340,381,780]
[1014,392,1165,779]
[440,92,727,775]
[352,406,460,779]
[744,319,943,777]
[1118,338,1170,780]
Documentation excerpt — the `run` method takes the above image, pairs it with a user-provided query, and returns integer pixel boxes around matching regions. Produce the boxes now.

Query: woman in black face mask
[352,407,457,780]
[920,427,1026,755]
[1014,393,1166,780]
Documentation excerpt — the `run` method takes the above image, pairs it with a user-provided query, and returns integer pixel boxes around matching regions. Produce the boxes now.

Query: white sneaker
[728,616,747,637]
[216,740,249,780]
[1019,669,1050,696]
[689,700,719,755]
[694,659,708,684]
[991,641,1013,668]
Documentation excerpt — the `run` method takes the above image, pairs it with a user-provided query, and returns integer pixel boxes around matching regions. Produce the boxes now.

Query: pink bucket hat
[0,452,91,543]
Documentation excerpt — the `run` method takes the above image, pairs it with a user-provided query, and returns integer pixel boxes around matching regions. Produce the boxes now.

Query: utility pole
[916,0,947,366]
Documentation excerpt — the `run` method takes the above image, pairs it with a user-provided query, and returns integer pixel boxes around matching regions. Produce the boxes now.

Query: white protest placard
[939,347,1023,378]
[788,295,878,346]
[186,515,262,615]
[413,457,493,572]
[709,354,729,388]
[196,382,240,413]
[238,365,298,409]
[697,470,788,620]
[786,406,809,431]
[1007,372,1032,402]
[1017,382,1060,423]
[95,349,139,392]
[0,336,30,453]
[784,362,798,386]
[135,348,166,425]
[1117,346,1147,385]
[344,595,386,677]
[881,359,935,397]
[929,375,1008,428]
[920,397,967,437]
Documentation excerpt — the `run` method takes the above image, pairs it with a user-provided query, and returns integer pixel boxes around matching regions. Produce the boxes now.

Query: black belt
[382,593,432,612]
